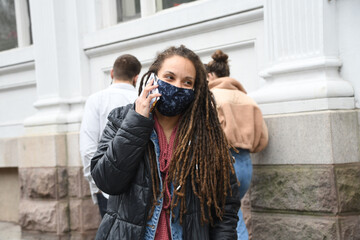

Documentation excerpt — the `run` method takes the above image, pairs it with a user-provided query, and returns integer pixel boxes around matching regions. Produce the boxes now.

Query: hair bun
[211,50,228,63]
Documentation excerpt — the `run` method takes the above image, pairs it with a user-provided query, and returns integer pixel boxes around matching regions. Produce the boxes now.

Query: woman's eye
[184,80,193,86]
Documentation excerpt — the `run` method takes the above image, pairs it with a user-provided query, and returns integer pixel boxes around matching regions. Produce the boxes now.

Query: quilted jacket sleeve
[209,169,240,239]
[91,106,154,195]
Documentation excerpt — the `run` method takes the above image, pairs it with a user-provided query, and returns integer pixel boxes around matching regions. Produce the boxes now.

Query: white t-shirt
[79,83,138,203]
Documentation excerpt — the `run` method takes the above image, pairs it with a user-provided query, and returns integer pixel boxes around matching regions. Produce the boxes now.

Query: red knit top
[154,115,179,240]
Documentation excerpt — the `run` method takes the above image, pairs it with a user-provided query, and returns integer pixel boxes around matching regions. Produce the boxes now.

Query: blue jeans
[231,148,253,240]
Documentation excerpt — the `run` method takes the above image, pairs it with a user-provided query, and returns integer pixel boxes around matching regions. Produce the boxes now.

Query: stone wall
[0,168,19,222]
[16,133,100,240]
[244,109,360,240]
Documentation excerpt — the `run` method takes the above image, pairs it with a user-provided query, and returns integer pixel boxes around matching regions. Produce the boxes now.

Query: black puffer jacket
[91,104,240,239]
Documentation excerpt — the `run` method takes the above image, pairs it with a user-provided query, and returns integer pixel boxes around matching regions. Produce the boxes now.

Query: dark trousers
[96,193,108,218]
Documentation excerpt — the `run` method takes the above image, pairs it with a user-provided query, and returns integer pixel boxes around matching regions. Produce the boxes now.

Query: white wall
[0,47,37,138]
[337,0,360,108]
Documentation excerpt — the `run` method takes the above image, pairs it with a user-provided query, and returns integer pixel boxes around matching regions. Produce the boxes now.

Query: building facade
[0,0,359,239]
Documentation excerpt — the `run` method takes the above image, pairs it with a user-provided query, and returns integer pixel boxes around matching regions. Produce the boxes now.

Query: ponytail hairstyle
[138,45,234,225]
[205,49,230,77]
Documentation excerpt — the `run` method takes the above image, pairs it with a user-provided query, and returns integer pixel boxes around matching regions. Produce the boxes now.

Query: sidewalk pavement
[0,221,22,240]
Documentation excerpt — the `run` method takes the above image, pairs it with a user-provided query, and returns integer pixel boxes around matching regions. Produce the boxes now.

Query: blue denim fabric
[143,130,183,240]
[231,148,253,240]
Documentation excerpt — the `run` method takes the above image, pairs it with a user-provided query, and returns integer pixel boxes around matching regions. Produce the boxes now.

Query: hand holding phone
[148,73,160,111]
[135,73,161,118]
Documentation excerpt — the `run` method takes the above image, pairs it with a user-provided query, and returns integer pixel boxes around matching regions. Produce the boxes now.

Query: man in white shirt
[79,54,141,218]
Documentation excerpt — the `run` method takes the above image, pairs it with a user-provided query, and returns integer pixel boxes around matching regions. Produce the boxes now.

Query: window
[100,0,198,27]
[0,0,17,51]
[156,0,196,11]
[116,0,141,22]
[0,0,32,52]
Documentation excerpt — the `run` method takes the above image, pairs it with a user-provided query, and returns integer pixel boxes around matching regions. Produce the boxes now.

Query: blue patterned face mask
[156,79,195,116]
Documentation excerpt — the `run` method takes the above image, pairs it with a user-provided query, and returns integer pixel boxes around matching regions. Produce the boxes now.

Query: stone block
[251,166,338,213]
[58,201,70,233]
[251,213,338,240]
[58,167,69,199]
[19,200,58,232]
[69,199,81,231]
[252,110,360,165]
[19,167,68,199]
[335,164,360,213]
[0,168,20,222]
[330,111,360,164]
[69,199,100,232]
[67,132,82,167]
[0,138,18,167]
[68,167,82,198]
[82,198,101,231]
[20,168,57,199]
[18,134,67,168]
[81,175,91,198]
[339,215,360,240]
[252,112,333,165]
[19,200,69,234]
[68,232,97,240]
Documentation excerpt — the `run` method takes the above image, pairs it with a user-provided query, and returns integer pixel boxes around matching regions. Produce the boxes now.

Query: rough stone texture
[19,200,58,232]
[69,232,97,240]
[19,199,69,234]
[335,164,360,213]
[81,175,91,198]
[339,215,360,240]
[0,138,18,167]
[251,165,338,213]
[20,168,57,199]
[58,167,69,199]
[251,213,338,240]
[58,201,70,233]
[68,167,82,198]
[69,199,81,231]
[82,198,101,231]
[252,110,360,165]
[69,199,100,233]
[19,167,68,199]
[18,134,67,167]
[22,232,70,240]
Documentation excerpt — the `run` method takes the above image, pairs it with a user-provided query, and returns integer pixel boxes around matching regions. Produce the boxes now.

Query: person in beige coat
[205,50,268,240]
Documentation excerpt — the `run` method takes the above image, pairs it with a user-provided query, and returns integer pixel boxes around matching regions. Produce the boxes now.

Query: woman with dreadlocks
[205,49,268,240]
[91,45,240,240]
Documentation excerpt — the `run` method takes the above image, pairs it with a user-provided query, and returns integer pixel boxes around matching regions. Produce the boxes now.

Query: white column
[24,0,90,133]
[250,0,354,115]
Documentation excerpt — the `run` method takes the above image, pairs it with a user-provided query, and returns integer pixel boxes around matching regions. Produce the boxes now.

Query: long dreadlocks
[138,45,235,225]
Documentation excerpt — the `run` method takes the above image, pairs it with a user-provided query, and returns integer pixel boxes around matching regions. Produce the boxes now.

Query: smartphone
[148,73,160,111]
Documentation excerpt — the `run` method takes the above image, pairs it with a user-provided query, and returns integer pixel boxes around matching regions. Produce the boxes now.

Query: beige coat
[208,77,268,153]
